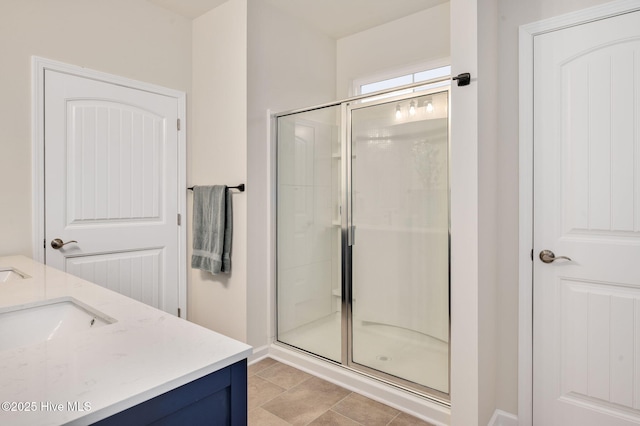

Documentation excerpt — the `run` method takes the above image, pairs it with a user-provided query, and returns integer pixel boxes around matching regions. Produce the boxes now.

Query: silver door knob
[539,250,571,264]
[51,238,78,250]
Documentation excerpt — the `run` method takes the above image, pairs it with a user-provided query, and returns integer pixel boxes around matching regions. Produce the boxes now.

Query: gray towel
[191,185,233,274]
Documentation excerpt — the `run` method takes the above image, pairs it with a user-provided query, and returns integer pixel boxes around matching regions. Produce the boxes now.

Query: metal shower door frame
[274,77,452,405]
[342,86,451,403]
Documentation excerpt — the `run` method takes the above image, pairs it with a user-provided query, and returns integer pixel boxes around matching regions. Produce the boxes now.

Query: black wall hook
[452,73,471,87]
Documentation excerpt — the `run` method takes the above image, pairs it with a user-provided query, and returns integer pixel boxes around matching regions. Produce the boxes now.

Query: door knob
[51,238,78,250]
[539,249,571,264]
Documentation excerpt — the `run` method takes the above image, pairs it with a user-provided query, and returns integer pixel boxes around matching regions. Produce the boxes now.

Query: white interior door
[44,69,181,316]
[533,10,640,425]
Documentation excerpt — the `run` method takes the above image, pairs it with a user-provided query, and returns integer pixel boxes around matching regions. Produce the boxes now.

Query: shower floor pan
[278,311,449,394]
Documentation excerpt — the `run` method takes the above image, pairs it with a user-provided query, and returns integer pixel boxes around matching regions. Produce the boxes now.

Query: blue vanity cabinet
[94,359,247,426]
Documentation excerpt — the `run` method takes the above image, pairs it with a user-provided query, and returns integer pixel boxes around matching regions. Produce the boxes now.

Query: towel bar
[188,184,245,192]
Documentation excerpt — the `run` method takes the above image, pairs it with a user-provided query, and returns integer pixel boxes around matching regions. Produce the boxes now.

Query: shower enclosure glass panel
[349,91,449,394]
[276,105,342,363]
[275,85,450,399]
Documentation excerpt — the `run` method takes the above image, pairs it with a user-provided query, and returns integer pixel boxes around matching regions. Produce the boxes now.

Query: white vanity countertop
[0,255,252,426]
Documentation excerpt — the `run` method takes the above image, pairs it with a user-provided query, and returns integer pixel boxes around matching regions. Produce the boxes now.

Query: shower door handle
[348,225,356,246]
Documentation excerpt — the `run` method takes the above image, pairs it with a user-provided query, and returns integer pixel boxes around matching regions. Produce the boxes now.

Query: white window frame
[352,57,451,96]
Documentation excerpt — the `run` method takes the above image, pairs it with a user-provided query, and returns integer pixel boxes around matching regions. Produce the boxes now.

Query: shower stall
[275,81,450,402]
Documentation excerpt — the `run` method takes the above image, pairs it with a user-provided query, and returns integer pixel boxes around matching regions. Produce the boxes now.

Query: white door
[44,69,181,316]
[534,10,640,425]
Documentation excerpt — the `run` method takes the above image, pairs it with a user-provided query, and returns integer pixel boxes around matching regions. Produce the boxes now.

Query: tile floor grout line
[256,360,313,386]
[248,370,288,414]
[248,387,285,413]
[303,407,365,426]
[253,371,317,425]
[253,362,279,377]
[328,390,354,411]
[249,388,293,426]
[260,371,314,392]
[386,411,401,426]
[271,407,294,426]
[332,407,366,426]
[250,406,292,426]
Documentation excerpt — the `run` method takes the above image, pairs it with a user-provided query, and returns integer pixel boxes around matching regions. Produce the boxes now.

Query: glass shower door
[276,105,342,363]
[348,90,450,395]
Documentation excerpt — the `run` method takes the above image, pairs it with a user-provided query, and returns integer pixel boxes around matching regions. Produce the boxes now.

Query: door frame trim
[31,56,188,317]
[518,2,640,425]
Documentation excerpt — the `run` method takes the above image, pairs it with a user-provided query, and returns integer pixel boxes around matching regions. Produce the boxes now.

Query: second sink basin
[0,267,30,282]
[0,298,116,351]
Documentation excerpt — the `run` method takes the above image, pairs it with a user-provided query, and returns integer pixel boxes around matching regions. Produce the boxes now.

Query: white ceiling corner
[146,0,229,19]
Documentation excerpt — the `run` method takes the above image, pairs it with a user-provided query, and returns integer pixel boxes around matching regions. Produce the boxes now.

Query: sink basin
[0,298,116,351]
[0,267,30,282]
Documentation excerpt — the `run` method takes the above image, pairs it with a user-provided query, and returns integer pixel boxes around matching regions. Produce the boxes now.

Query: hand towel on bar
[191,185,233,274]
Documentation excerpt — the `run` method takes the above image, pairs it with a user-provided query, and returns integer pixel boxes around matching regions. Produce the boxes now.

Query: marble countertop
[0,255,252,425]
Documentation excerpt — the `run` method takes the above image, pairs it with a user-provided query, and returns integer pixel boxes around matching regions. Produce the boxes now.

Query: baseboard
[248,344,270,364]
[488,409,518,426]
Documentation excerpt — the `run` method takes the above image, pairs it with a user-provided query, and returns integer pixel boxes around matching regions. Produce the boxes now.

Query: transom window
[357,65,451,102]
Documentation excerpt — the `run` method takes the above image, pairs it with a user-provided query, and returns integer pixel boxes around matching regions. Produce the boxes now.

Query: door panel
[533,10,640,425]
[276,106,341,363]
[66,249,163,307]
[349,90,450,395]
[66,101,164,224]
[45,70,180,315]
[561,40,640,236]
[559,280,640,407]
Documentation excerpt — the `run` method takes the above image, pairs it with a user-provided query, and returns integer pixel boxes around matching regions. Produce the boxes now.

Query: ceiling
[146,0,228,20]
[147,0,449,39]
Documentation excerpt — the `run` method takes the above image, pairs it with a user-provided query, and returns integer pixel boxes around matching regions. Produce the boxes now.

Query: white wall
[449,0,480,423]
[495,0,615,417]
[0,0,191,258]
[336,3,450,98]
[247,0,336,351]
[189,0,248,342]
[478,0,499,423]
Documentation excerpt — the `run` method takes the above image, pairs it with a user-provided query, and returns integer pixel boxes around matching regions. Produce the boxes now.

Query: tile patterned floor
[248,358,436,426]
